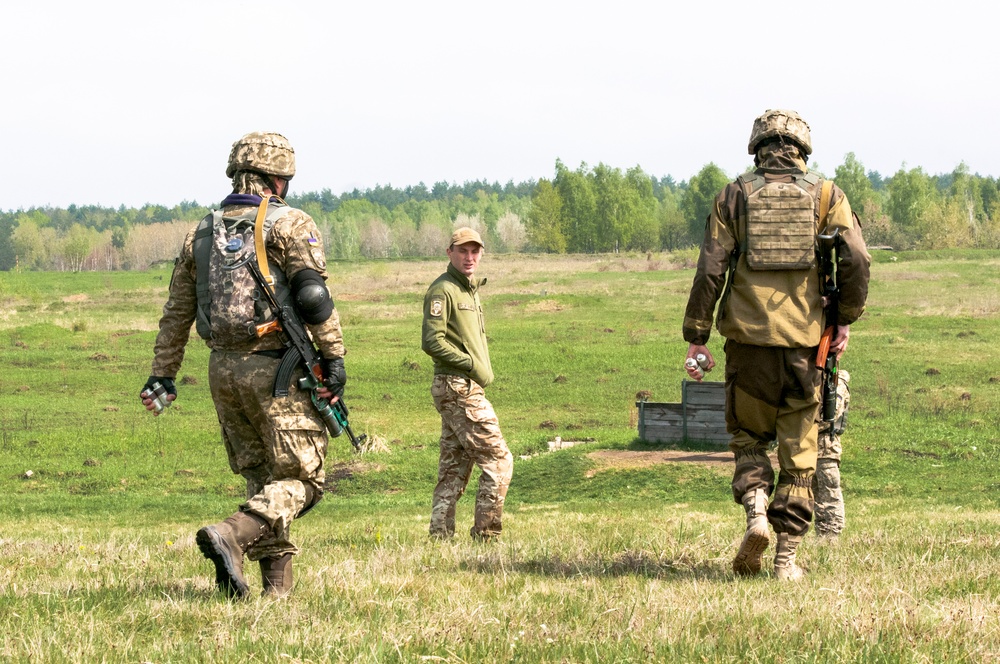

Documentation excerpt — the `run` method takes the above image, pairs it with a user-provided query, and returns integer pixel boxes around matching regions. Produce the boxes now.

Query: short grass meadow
[1,250,999,662]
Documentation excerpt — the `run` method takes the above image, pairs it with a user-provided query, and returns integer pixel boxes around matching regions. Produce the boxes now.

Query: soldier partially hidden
[815,369,850,538]
[682,110,870,580]
[141,132,347,598]
[422,228,513,540]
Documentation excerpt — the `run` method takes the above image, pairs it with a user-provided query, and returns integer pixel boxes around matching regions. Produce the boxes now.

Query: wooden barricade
[636,381,729,446]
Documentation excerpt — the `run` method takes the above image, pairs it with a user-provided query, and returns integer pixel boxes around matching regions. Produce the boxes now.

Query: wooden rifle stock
[816,325,833,369]
[255,320,282,337]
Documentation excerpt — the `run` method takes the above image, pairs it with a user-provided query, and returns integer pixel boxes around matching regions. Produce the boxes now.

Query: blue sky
[2,0,994,209]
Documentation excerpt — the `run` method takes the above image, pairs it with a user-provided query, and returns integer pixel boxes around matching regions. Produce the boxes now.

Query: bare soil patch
[324,461,384,492]
[584,449,778,478]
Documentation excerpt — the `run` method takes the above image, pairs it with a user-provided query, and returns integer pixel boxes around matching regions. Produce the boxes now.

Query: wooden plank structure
[636,380,729,446]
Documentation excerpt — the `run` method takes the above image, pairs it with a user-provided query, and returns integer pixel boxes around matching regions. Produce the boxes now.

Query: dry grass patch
[524,299,567,313]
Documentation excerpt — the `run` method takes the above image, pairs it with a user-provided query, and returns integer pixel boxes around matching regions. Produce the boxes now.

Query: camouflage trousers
[429,374,513,539]
[814,370,851,536]
[209,350,327,560]
[725,340,821,537]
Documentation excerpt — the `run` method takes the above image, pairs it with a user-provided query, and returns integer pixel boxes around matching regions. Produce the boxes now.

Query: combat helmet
[226,131,296,179]
[747,110,812,156]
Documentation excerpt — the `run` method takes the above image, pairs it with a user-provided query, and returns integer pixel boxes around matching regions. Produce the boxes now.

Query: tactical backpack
[192,199,291,346]
[736,171,831,271]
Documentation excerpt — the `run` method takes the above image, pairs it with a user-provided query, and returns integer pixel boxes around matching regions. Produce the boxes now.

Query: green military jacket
[421,263,494,388]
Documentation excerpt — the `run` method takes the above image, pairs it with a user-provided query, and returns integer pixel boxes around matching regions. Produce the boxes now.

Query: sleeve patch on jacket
[429,298,444,317]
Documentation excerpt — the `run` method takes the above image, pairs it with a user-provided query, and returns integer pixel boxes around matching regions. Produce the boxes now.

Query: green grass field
[1,250,999,662]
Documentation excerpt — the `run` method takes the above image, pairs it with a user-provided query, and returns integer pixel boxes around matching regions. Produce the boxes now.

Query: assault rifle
[815,228,841,423]
[226,255,366,450]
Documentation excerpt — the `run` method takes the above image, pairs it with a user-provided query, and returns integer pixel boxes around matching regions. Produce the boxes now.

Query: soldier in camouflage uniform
[814,369,850,538]
[422,228,513,540]
[682,110,870,581]
[141,132,346,598]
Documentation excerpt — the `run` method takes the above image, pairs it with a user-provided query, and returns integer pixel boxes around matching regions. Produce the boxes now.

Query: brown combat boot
[196,511,270,599]
[260,553,293,597]
[773,532,806,581]
[732,488,771,577]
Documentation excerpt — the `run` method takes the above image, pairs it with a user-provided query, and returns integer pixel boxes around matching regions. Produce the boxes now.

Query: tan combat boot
[260,553,293,597]
[732,488,770,577]
[196,511,271,599]
[773,532,805,581]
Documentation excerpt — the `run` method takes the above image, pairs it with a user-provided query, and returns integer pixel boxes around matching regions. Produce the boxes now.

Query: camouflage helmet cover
[748,109,812,156]
[226,131,296,179]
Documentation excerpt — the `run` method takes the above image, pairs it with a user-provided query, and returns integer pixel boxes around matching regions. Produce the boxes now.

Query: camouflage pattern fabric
[205,214,270,348]
[152,203,343,376]
[742,172,821,271]
[725,340,820,537]
[210,350,327,561]
[814,370,851,536]
[748,109,813,155]
[151,230,199,377]
[429,374,512,539]
[226,131,296,178]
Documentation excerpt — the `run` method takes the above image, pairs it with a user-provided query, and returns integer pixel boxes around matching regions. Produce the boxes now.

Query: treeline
[2,155,999,271]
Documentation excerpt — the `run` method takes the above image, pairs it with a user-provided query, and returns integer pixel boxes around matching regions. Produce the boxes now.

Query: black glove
[141,376,176,400]
[320,357,346,398]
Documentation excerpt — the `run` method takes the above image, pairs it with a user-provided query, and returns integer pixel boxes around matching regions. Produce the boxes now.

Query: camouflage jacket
[683,166,870,348]
[151,197,344,377]
[422,263,494,388]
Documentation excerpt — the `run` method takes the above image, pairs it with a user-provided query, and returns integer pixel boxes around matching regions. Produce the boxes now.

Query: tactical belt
[252,348,289,359]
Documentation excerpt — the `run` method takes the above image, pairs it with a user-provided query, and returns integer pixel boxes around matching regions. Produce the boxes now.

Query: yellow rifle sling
[819,179,834,228]
[253,197,274,286]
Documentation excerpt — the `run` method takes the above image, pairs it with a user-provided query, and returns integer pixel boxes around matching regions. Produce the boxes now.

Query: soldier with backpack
[141,132,346,598]
[682,110,870,580]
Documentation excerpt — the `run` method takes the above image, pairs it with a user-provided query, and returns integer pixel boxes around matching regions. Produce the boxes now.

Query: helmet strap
[268,175,292,199]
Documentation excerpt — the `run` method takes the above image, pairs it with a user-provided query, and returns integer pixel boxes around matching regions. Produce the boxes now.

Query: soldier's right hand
[140,376,176,415]
[831,325,850,360]
[685,344,714,381]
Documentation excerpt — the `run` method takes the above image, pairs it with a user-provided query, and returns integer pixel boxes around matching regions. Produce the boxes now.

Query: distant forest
[1,154,998,271]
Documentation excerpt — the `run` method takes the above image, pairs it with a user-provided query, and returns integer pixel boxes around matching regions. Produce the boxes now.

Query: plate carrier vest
[737,171,823,270]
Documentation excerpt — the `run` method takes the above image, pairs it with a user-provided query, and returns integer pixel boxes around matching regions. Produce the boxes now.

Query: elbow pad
[290,269,334,324]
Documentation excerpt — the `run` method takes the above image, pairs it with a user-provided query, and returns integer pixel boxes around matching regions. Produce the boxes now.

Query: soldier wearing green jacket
[422,228,512,540]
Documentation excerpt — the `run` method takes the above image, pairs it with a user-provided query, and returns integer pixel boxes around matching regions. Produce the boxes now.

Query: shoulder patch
[429,298,444,317]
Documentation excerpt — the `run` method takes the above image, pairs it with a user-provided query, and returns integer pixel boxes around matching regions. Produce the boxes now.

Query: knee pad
[290,269,334,324]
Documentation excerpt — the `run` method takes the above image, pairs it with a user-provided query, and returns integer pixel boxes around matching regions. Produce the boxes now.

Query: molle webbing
[739,172,822,271]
